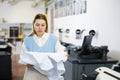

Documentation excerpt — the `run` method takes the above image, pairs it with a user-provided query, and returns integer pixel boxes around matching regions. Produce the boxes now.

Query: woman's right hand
[26,64,34,68]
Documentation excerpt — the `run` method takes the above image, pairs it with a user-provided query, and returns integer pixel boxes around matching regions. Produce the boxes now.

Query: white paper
[19,52,67,80]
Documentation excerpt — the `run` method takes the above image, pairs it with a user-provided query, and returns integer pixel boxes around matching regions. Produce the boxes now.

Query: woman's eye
[41,24,45,27]
[35,23,46,27]
[35,23,40,26]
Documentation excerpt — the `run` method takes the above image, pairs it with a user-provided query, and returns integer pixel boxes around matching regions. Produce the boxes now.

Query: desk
[64,56,118,80]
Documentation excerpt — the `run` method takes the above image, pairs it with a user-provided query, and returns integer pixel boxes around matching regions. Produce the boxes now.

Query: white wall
[54,0,120,62]
[0,0,45,23]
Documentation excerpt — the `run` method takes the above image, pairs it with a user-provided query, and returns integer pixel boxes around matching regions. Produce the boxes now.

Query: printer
[95,67,120,80]
[81,67,120,80]
[60,35,109,59]
[66,35,109,59]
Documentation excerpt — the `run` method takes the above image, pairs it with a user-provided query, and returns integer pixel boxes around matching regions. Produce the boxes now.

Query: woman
[20,13,67,80]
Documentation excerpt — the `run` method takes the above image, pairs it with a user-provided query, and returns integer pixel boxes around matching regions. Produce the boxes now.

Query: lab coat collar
[34,33,49,40]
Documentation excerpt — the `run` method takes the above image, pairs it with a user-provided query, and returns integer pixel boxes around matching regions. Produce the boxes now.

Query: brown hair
[29,13,48,36]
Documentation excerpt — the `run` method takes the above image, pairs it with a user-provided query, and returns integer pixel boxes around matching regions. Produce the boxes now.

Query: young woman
[20,13,67,80]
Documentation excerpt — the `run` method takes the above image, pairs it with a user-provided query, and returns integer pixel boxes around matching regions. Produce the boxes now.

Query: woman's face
[34,19,46,37]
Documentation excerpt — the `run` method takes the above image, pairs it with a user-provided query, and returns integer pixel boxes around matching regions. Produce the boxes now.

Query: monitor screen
[78,35,93,56]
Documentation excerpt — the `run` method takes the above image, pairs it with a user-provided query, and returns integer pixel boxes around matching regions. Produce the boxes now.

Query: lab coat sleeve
[19,42,29,65]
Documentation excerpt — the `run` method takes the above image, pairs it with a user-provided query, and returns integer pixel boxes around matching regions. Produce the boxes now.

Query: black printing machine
[61,35,109,59]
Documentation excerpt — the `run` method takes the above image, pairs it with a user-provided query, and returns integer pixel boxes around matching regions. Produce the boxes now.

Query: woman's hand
[26,64,34,68]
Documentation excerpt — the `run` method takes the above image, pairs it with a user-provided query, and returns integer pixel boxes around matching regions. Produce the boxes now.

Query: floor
[12,54,25,80]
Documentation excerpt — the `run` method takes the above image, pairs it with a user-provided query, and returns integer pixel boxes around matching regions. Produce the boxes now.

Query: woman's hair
[29,13,48,36]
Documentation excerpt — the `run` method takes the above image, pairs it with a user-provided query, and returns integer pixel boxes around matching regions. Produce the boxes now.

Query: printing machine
[60,35,109,60]
[95,67,120,80]
[81,67,120,80]
[0,38,12,80]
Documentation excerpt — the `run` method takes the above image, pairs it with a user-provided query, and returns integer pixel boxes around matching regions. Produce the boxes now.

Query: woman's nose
[37,25,42,28]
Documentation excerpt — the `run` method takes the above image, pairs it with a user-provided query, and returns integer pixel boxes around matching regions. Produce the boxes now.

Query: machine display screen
[78,35,93,56]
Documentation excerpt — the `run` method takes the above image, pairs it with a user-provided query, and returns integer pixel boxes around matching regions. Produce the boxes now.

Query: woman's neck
[37,33,44,37]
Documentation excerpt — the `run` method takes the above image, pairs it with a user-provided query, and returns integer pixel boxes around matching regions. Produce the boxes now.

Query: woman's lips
[37,30,42,32]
